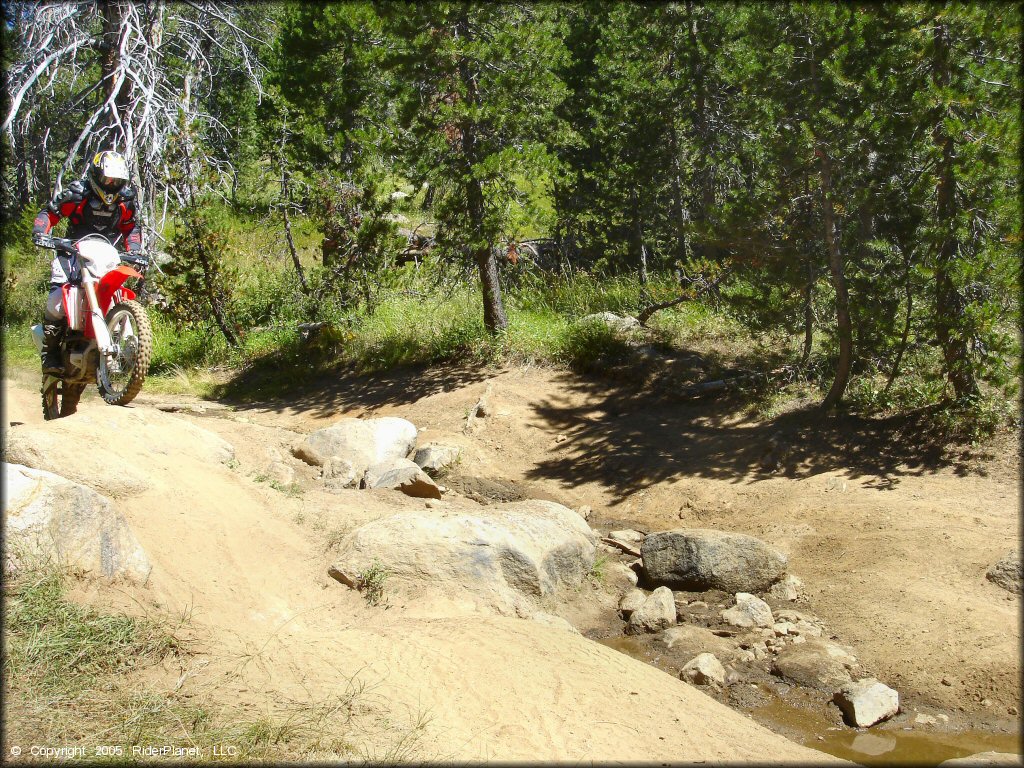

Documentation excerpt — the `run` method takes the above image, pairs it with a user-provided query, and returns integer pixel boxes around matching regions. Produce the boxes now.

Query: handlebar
[33,234,76,253]
[34,234,149,267]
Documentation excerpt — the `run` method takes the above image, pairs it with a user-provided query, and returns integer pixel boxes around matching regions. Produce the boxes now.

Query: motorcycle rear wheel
[97,300,152,406]
[41,376,86,420]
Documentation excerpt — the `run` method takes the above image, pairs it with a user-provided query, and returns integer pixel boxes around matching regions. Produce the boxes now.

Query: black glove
[32,232,52,248]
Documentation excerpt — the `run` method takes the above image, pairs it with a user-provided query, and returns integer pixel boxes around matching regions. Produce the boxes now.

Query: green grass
[2,561,366,761]
[588,554,610,586]
[358,560,389,607]
[4,199,1017,444]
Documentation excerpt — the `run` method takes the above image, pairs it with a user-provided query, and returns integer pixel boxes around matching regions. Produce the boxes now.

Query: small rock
[735,650,757,663]
[986,551,1022,594]
[575,505,592,521]
[792,619,823,637]
[773,621,796,636]
[264,460,295,486]
[941,677,953,686]
[292,442,326,467]
[322,456,358,489]
[607,562,639,586]
[554,434,567,443]
[721,593,774,628]
[618,588,647,619]
[833,678,900,727]
[362,458,441,498]
[752,646,767,660]
[412,443,461,476]
[791,635,807,645]
[768,574,802,601]
[579,312,640,334]
[688,600,708,610]
[772,640,854,691]
[680,653,726,687]
[914,713,938,725]
[775,608,814,624]
[626,586,676,635]
[609,529,644,545]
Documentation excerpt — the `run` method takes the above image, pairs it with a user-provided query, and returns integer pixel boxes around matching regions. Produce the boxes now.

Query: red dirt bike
[31,235,153,420]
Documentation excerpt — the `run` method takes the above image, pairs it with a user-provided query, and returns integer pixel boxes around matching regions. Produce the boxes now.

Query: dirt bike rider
[32,150,144,374]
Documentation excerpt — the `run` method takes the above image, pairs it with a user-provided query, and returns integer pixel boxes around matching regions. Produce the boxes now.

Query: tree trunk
[665,46,688,264]
[631,190,649,284]
[685,0,714,262]
[801,257,814,365]
[13,127,30,207]
[278,116,309,296]
[884,249,914,395]
[100,2,131,146]
[818,147,853,411]
[465,157,507,332]
[457,13,508,334]
[931,24,979,401]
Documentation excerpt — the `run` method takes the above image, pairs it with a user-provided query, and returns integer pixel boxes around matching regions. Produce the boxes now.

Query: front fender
[97,264,140,312]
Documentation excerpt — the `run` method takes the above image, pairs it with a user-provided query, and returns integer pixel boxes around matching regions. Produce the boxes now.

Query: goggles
[98,175,127,193]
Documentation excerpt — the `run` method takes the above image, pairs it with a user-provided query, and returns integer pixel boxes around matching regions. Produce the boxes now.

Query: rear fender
[97,265,140,313]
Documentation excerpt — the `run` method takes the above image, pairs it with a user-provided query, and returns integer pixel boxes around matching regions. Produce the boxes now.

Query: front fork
[83,276,114,361]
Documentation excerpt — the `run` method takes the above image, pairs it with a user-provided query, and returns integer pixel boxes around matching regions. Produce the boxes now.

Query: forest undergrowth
[2,200,1017,448]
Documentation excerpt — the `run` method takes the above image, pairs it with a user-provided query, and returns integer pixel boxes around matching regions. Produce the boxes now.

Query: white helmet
[88,150,130,205]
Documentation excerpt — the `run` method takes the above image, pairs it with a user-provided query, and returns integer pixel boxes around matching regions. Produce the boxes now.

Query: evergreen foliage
[2,1,1019,429]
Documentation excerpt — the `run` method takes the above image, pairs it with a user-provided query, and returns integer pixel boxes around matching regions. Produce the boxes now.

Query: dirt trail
[3,363,1019,760]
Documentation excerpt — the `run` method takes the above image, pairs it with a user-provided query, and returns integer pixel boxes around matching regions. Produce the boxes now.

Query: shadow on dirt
[213,341,1003,502]
[215,360,493,420]
[524,370,996,504]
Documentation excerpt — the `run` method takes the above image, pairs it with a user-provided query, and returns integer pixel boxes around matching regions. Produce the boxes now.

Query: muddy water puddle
[598,636,1021,766]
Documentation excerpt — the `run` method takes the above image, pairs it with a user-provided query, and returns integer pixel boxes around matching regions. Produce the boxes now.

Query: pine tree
[381,2,565,333]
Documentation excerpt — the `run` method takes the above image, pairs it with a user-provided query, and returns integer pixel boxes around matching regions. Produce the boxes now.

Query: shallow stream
[598,636,1021,766]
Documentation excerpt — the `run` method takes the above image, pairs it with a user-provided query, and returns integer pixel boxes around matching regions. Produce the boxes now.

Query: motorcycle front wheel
[41,376,86,420]
[97,300,152,406]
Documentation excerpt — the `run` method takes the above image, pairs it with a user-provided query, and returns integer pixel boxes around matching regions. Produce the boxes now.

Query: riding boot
[41,319,65,374]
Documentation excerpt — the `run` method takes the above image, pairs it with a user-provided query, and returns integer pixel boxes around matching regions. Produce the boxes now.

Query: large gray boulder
[298,416,417,471]
[986,551,1021,594]
[3,408,233,498]
[4,462,151,583]
[329,500,596,614]
[641,529,787,592]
